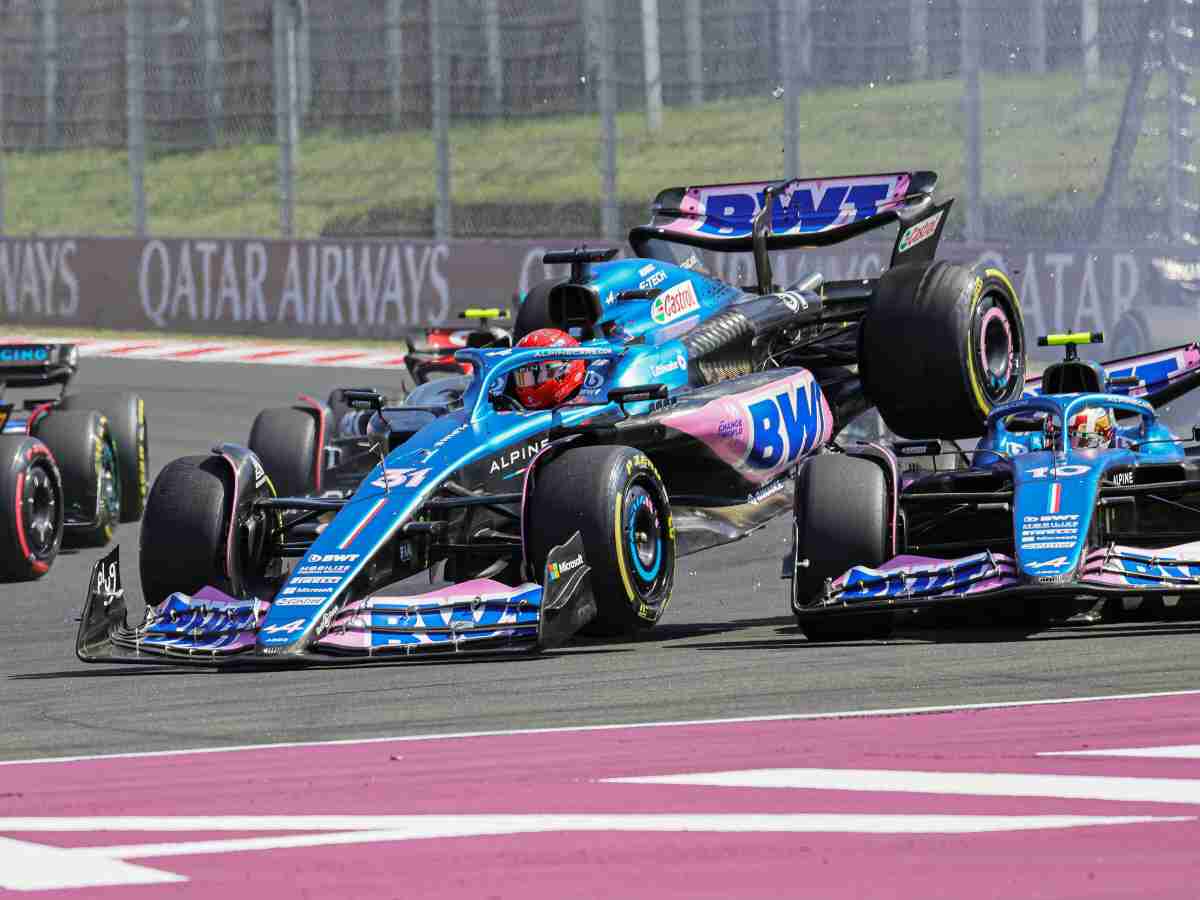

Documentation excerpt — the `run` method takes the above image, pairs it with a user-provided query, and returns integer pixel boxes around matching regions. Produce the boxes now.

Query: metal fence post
[43,0,59,148]
[387,0,404,129]
[685,0,703,105]
[641,0,663,132]
[201,0,223,146]
[1030,0,1047,74]
[1082,0,1100,91]
[484,0,503,117]
[596,0,619,241]
[910,0,928,79]
[0,36,6,234]
[779,0,800,179]
[431,1,451,240]
[127,0,147,236]
[960,0,982,241]
[273,0,297,238]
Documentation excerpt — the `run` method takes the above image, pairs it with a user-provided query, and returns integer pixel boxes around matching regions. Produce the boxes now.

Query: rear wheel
[0,436,63,580]
[248,407,319,497]
[60,391,148,522]
[791,453,893,642]
[860,261,1025,439]
[33,410,118,547]
[526,445,675,635]
[139,455,232,608]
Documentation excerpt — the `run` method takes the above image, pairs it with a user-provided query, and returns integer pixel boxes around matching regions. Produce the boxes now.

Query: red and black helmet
[511,328,586,410]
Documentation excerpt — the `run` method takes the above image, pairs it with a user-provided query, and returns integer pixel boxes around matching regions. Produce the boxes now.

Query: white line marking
[4,688,1200,768]
[1042,744,1200,759]
[1,815,1185,890]
[607,769,1200,805]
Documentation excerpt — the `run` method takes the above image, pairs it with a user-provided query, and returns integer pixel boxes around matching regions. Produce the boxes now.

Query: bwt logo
[747,382,823,469]
[696,180,899,236]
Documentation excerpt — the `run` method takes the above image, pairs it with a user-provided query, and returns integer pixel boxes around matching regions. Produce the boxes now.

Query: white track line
[2,688,1199,768]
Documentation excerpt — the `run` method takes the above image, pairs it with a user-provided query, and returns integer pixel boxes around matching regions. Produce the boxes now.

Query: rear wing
[0,343,78,389]
[1025,341,1200,410]
[628,171,949,293]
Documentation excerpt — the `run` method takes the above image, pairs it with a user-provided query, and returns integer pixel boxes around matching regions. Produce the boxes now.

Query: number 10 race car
[788,332,1200,640]
[76,170,1032,665]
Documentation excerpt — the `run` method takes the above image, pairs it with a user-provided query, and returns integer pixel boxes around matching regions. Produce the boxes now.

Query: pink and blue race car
[789,332,1200,639]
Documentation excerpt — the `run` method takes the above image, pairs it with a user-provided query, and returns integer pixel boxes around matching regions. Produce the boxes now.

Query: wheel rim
[623,482,664,590]
[99,439,119,524]
[975,293,1023,403]
[23,464,58,558]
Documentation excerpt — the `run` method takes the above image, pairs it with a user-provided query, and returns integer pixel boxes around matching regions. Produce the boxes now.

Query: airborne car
[0,343,147,580]
[77,170,1028,665]
[788,332,1200,640]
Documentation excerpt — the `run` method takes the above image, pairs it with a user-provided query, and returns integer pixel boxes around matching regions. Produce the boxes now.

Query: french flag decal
[1048,482,1062,513]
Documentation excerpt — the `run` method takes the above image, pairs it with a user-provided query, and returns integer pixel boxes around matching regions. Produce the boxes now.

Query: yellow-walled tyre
[860,261,1026,439]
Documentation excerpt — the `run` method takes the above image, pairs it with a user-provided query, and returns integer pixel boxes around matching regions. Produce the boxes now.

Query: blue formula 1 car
[76,170,1031,665]
[787,332,1200,640]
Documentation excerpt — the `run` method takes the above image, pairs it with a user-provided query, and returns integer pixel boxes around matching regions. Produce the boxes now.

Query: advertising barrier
[0,234,1192,360]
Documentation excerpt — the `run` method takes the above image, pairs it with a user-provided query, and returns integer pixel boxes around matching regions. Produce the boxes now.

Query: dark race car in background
[77,170,1031,666]
[0,343,147,579]
[403,307,514,385]
[788,331,1200,640]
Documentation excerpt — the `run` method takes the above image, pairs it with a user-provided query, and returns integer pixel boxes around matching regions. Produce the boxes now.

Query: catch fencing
[0,0,1194,248]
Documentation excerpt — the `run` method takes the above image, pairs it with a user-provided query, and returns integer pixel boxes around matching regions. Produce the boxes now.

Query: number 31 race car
[788,332,1200,639]
[77,170,1030,665]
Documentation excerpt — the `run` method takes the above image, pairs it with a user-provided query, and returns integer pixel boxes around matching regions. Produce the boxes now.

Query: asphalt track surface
[4,357,1200,764]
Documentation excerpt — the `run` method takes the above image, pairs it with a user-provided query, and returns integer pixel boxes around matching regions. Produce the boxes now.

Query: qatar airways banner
[0,234,1191,356]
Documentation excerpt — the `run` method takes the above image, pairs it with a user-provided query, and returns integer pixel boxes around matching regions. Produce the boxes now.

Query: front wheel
[0,436,63,580]
[526,445,675,635]
[139,455,232,608]
[791,453,893,642]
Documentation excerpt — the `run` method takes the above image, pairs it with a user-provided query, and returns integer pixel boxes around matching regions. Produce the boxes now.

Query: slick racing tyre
[33,410,119,548]
[0,436,63,580]
[61,391,148,522]
[140,455,232,608]
[249,407,319,498]
[860,261,1025,439]
[791,453,893,642]
[527,445,675,636]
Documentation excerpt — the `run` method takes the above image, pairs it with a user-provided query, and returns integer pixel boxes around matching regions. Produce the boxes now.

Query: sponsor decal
[0,345,49,364]
[94,558,122,605]
[371,467,431,489]
[1019,513,1081,551]
[547,553,585,581]
[583,367,606,390]
[308,552,359,563]
[293,564,352,575]
[1111,470,1135,487]
[650,280,700,324]
[717,419,744,439]
[1027,556,1071,569]
[638,263,656,277]
[1028,464,1090,479]
[289,575,342,585]
[251,456,267,488]
[651,352,687,379]
[274,595,324,607]
[679,253,701,270]
[896,209,945,253]
[1048,482,1062,514]
[639,269,667,290]
[261,618,306,635]
[748,477,789,505]
[747,380,825,470]
[489,438,550,475]
[397,541,413,563]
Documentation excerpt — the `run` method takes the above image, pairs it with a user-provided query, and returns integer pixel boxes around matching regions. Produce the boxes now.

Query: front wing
[793,542,1200,619]
[76,536,596,667]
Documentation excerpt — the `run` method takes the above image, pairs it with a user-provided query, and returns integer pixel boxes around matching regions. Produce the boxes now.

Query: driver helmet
[1068,408,1115,449]
[511,328,586,410]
